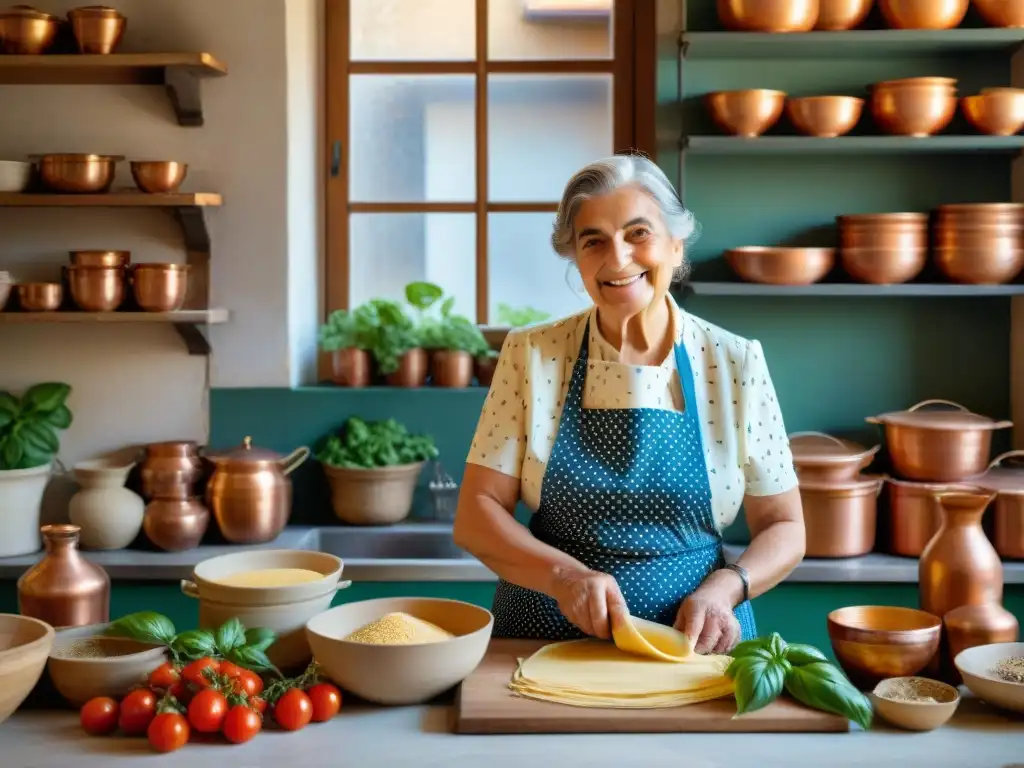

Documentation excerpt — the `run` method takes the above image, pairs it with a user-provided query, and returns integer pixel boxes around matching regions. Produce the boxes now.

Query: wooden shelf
[0,53,227,126]
[679,282,1024,298]
[682,136,1024,155]
[0,191,222,207]
[0,310,229,355]
[682,29,1024,59]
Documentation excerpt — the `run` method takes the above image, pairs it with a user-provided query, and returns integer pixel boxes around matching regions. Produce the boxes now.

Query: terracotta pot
[799,475,883,558]
[431,350,473,388]
[330,348,371,387]
[143,498,210,552]
[943,603,1020,684]
[789,431,880,483]
[385,348,428,387]
[323,462,424,525]
[886,478,978,557]
[919,491,1002,621]
[17,525,110,629]
[474,355,498,387]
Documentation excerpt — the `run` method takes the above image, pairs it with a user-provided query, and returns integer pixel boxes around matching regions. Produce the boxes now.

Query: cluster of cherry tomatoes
[78,656,343,753]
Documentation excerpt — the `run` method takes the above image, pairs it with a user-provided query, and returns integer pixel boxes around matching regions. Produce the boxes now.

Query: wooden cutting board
[455,639,850,734]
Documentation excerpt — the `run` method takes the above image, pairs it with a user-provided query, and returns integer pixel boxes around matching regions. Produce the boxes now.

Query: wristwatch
[722,563,750,604]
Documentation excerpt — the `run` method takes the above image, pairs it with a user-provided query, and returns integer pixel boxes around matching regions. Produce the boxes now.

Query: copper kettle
[204,437,310,544]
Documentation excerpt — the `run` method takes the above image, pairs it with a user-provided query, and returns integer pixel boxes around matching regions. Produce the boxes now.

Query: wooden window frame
[324,0,656,325]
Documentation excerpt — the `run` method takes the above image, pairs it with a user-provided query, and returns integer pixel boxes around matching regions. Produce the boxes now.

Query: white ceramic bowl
[0,614,54,725]
[955,642,1024,714]
[0,160,32,193]
[306,597,493,705]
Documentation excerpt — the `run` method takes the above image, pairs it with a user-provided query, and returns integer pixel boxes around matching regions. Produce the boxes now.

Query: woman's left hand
[673,576,742,655]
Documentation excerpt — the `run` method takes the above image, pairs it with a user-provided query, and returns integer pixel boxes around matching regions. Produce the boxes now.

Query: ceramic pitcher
[68,459,144,550]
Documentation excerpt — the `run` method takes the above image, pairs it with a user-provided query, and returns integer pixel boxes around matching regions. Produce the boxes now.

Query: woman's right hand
[550,567,629,640]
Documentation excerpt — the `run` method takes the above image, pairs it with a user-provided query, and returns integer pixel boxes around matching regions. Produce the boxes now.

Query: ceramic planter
[0,463,52,557]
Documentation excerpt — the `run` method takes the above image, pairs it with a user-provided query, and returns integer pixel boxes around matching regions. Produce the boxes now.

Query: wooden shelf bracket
[173,322,212,356]
[164,65,206,127]
[173,206,211,253]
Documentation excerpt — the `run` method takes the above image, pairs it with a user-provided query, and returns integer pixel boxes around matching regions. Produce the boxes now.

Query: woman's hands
[674,570,744,654]
[550,566,629,640]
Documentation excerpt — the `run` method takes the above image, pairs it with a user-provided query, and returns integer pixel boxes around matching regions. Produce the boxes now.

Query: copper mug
[140,441,203,500]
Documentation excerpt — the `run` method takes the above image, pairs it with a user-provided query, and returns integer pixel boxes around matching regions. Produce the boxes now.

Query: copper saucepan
[866,399,1011,483]
[800,474,885,558]
[789,431,880,483]
[977,450,1024,559]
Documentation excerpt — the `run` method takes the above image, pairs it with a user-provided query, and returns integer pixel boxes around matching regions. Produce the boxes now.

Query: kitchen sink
[317,525,472,560]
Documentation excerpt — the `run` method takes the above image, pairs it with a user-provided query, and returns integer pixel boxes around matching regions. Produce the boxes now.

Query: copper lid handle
[243,436,253,450]
[988,449,1024,469]
[788,431,845,444]
[908,399,969,412]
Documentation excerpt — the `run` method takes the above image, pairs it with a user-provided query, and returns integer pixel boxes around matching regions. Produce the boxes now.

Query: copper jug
[17,524,110,628]
[943,603,1020,684]
[140,440,202,499]
[919,491,1003,619]
[143,498,210,552]
[204,437,310,544]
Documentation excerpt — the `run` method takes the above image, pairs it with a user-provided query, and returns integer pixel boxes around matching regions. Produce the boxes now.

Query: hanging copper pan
[789,431,880,483]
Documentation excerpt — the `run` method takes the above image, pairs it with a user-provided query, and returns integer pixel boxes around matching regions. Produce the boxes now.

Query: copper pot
[886,478,980,557]
[962,89,1024,136]
[799,475,884,558]
[919,491,1003,621]
[69,250,130,268]
[68,5,126,55]
[878,0,969,29]
[815,0,873,29]
[204,437,310,544]
[34,154,123,194]
[973,0,1024,26]
[130,161,188,194]
[140,440,202,500]
[978,449,1024,559]
[789,431,880,483]
[475,354,498,387]
[143,498,209,552]
[705,90,787,138]
[17,525,110,629]
[132,263,190,312]
[944,603,1020,684]
[431,350,474,388]
[837,213,929,284]
[717,0,819,31]
[385,348,428,387]
[0,6,59,54]
[330,348,371,387]
[870,80,958,137]
[725,246,835,285]
[785,96,864,138]
[16,282,62,311]
[67,265,125,312]
[866,399,1012,482]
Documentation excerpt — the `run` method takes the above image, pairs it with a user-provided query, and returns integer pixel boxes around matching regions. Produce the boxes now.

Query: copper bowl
[68,5,126,55]
[717,0,819,31]
[878,0,969,29]
[69,250,131,268]
[786,96,864,138]
[0,6,59,54]
[816,0,874,29]
[725,246,835,285]
[130,161,188,194]
[933,243,1024,284]
[17,283,63,312]
[67,265,125,312]
[132,263,190,312]
[34,154,123,194]
[706,90,787,138]
[971,0,1024,27]
[840,248,927,284]
[871,80,958,137]
[827,606,942,690]
[837,213,929,283]
[962,89,1024,136]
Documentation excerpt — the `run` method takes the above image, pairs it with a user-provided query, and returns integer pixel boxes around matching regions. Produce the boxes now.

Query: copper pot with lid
[789,431,880,483]
[204,437,310,544]
[799,475,885,558]
[977,450,1024,559]
[866,399,1011,482]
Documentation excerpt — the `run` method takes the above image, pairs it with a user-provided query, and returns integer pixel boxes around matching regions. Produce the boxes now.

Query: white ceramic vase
[68,460,144,550]
[0,463,52,557]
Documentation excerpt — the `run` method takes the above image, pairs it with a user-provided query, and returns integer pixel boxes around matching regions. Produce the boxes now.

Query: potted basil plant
[318,308,372,387]
[361,297,427,388]
[417,297,491,388]
[0,382,73,556]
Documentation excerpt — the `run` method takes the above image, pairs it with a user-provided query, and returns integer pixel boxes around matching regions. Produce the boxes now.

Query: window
[325,0,655,325]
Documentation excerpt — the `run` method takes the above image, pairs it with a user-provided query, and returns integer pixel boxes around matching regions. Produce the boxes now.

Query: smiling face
[573,185,683,321]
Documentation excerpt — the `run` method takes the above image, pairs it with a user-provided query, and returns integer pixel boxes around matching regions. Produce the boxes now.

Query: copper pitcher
[17,524,110,628]
[204,437,310,544]
[140,440,202,499]
[919,491,1003,619]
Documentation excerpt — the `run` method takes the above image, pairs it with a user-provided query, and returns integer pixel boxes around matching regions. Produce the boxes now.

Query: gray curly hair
[551,154,701,283]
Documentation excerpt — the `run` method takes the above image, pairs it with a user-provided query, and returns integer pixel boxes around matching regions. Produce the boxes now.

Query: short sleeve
[740,340,798,497]
[466,330,528,478]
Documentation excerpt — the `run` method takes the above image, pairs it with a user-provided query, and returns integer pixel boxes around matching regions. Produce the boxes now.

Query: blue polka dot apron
[492,320,757,642]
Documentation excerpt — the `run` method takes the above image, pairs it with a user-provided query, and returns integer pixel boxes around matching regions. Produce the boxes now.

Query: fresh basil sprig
[727,633,872,730]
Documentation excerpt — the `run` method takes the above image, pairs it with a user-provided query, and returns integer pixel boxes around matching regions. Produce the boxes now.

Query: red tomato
[218,661,243,679]
[148,662,180,689]
[182,657,220,689]
[147,712,189,753]
[188,688,229,734]
[169,681,190,704]
[273,689,312,731]
[79,697,119,736]
[307,683,342,722]
[119,689,158,736]
[222,705,262,744]
[249,696,267,715]
[234,670,263,698]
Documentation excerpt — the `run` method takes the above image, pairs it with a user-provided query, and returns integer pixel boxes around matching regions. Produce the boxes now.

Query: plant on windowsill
[359,297,428,387]
[318,308,373,387]
[0,382,73,557]
[417,291,493,388]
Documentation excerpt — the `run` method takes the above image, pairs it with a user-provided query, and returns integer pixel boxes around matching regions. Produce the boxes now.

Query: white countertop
[3,696,1023,768]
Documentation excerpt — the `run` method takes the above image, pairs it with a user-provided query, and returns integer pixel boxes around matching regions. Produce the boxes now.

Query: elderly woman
[453,154,804,654]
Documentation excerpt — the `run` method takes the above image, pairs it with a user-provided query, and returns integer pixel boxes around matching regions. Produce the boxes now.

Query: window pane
[350,214,477,320]
[350,76,475,203]
[487,75,613,202]
[351,0,476,61]
[489,0,613,60]
[488,213,592,322]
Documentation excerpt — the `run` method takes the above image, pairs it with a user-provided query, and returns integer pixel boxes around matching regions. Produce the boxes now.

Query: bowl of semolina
[306,597,493,705]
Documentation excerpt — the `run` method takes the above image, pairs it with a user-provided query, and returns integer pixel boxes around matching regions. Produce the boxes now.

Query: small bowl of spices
[955,642,1024,714]
[870,676,960,731]
[48,624,167,708]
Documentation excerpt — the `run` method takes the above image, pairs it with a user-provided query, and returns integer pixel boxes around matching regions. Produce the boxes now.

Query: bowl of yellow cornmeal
[306,597,493,705]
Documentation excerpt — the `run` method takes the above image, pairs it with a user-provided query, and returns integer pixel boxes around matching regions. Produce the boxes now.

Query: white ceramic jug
[68,459,144,550]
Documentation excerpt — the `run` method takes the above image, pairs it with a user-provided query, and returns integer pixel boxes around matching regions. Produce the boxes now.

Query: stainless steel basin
[317,525,472,560]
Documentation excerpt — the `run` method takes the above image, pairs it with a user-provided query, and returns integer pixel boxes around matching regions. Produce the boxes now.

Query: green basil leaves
[315,416,438,469]
[108,611,177,646]
[0,382,73,471]
[726,633,873,730]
